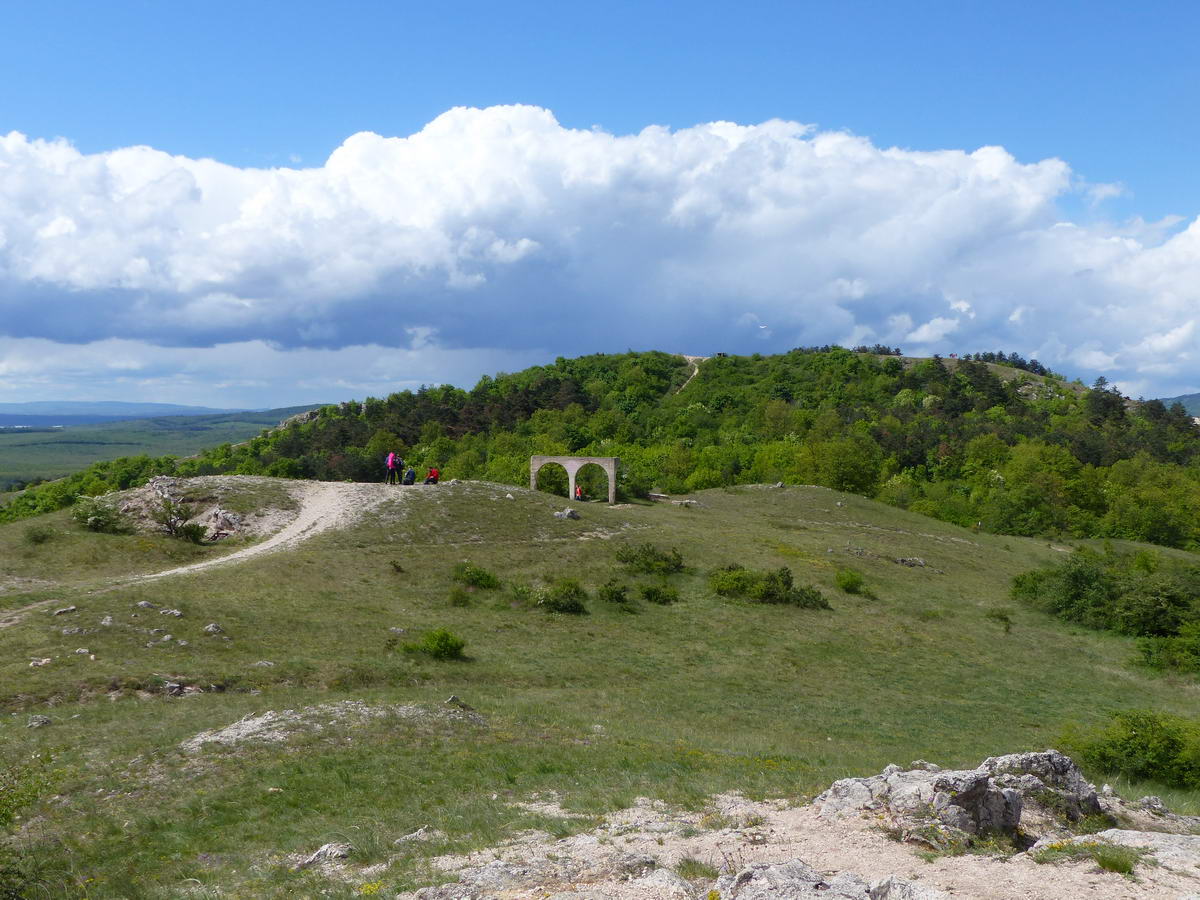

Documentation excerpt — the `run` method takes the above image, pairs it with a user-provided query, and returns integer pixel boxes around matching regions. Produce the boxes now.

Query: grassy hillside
[2,478,1198,897]
[0,405,320,490]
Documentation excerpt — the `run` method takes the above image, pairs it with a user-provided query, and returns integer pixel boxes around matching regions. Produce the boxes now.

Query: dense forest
[3,348,1199,549]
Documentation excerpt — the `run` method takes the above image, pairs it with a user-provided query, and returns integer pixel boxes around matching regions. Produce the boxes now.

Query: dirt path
[131,481,391,582]
[0,481,395,629]
[678,354,708,392]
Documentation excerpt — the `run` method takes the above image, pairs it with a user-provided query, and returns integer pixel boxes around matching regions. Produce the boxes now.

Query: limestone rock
[554,507,581,520]
[203,623,223,634]
[136,601,158,609]
[160,608,183,617]
[28,658,51,667]
[100,615,113,627]
[27,715,51,728]
[1032,829,1200,874]
[715,858,871,898]
[293,841,351,870]
[52,605,77,616]
[815,749,1096,848]
[393,825,446,846]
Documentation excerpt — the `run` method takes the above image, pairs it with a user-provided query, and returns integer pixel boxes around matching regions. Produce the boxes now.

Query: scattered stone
[671,499,697,507]
[150,628,165,635]
[773,481,785,488]
[164,682,185,696]
[292,841,352,870]
[29,658,51,667]
[388,626,407,635]
[252,660,274,667]
[553,508,581,520]
[894,557,926,567]
[505,492,514,500]
[100,615,113,627]
[715,858,947,899]
[61,626,82,635]
[160,634,173,642]
[136,601,158,609]
[203,623,223,634]
[177,640,189,647]
[394,825,447,846]
[160,608,183,617]
[52,605,77,616]
[74,648,90,654]
[445,694,474,711]
[27,715,51,728]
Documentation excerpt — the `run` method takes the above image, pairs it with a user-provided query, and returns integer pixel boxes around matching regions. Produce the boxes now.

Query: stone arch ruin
[530,455,619,505]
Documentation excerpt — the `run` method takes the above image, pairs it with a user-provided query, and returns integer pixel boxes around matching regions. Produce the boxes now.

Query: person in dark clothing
[402,466,416,485]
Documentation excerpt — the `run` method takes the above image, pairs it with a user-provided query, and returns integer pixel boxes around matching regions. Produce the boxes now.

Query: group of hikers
[384,451,439,485]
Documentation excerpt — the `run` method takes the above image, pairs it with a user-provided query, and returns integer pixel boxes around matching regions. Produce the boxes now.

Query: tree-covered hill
[3,348,1199,549]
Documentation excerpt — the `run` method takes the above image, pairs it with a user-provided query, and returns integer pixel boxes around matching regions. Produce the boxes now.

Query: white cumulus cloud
[1,104,1198,401]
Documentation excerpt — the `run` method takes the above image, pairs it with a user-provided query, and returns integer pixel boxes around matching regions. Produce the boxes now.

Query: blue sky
[1,1,1198,405]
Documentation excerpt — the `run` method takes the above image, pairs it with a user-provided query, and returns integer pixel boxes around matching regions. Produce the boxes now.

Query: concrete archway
[530,455,619,505]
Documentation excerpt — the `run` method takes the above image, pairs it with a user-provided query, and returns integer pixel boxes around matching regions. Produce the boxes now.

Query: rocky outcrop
[714,858,948,899]
[815,750,1100,849]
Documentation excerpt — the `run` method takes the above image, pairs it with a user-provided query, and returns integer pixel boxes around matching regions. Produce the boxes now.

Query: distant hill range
[1158,393,1200,416]
[0,404,326,489]
[0,400,246,427]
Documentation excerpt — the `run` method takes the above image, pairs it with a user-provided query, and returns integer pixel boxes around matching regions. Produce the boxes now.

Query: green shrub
[1138,622,1200,673]
[0,754,54,898]
[709,564,760,597]
[1032,840,1143,874]
[1013,550,1200,640]
[710,564,830,609]
[177,522,207,544]
[1070,709,1200,789]
[405,628,467,660]
[539,579,589,614]
[639,583,680,605]
[70,496,131,534]
[675,856,719,879]
[834,568,865,594]
[615,542,685,575]
[598,579,630,604]
[452,562,501,590]
[21,524,54,545]
[449,586,473,607]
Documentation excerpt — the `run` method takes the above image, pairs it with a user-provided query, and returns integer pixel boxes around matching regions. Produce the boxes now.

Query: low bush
[615,542,685,575]
[1068,709,1200,789]
[1032,840,1143,874]
[177,522,207,544]
[834,568,865,594]
[539,579,589,614]
[709,564,831,609]
[449,586,473,607]
[404,628,467,660]
[70,496,131,534]
[452,562,501,590]
[1013,550,1198,638]
[21,524,55,546]
[598,579,630,604]
[0,754,54,898]
[639,583,680,605]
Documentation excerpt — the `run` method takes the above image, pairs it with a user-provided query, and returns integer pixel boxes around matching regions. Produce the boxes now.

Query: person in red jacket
[424,466,440,484]
[575,484,583,501]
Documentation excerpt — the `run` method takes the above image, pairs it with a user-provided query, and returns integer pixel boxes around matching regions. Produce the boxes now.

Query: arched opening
[530,455,620,505]
[532,461,569,497]
[574,462,609,502]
